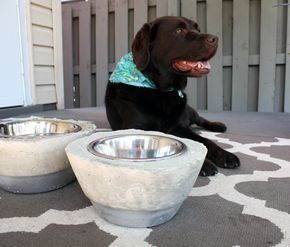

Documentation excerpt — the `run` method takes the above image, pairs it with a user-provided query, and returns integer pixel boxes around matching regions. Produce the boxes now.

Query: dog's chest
[139,89,187,121]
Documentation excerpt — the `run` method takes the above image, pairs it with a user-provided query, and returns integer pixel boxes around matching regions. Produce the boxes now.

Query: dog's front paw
[207,122,227,132]
[199,159,218,176]
[210,148,240,169]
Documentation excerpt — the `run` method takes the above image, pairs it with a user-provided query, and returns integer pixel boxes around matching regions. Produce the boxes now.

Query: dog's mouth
[172,47,217,77]
[173,60,211,76]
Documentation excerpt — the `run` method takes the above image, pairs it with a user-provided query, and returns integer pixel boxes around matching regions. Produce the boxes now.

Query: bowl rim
[0,119,82,139]
[87,133,186,162]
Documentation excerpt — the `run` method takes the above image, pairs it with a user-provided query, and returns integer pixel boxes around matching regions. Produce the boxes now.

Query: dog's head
[132,16,218,90]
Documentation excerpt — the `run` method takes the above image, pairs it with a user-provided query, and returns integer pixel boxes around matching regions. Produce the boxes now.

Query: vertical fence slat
[156,0,168,17]
[62,4,74,108]
[196,0,207,110]
[258,0,277,112]
[181,0,197,108]
[232,0,249,111]
[181,0,196,20]
[206,0,223,111]
[115,0,128,62]
[96,0,108,106]
[285,3,290,112]
[134,0,147,36]
[79,2,92,107]
[168,0,180,16]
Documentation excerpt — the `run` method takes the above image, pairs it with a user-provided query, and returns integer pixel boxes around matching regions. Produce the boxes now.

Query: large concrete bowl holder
[0,117,96,194]
[66,129,207,228]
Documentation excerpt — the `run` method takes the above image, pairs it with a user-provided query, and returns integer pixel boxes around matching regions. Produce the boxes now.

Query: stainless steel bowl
[87,134,185,161]
[0,120,81,138]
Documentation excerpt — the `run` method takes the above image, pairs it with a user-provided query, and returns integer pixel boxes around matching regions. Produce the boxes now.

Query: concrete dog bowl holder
[66,129,207,228]
[0,117,96,194]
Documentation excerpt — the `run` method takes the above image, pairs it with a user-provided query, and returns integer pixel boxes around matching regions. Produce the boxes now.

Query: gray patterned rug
[0,109,290,247]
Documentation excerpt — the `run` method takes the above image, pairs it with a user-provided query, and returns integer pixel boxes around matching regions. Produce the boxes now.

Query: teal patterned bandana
[109,52,184,98]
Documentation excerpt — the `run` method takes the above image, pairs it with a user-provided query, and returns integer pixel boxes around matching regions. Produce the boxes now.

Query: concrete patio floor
[17,106,290,138]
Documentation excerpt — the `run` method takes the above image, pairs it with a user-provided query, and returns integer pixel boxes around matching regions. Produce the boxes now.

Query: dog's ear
[132,23,152,71]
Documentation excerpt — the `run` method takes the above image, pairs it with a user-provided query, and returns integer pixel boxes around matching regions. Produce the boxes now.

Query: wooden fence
[62,0,290,112]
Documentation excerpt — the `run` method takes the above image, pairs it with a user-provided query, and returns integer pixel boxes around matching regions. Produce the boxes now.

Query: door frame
[18,0,33,106]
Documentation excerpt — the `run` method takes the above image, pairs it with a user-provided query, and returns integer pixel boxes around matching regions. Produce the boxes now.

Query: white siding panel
[31,0,52,9]
[32,25,53,46]
[36,85,57,104]
[31,4,53,27]
[33,46,54,65]
[34,66,55,85]
[22,0,62,107]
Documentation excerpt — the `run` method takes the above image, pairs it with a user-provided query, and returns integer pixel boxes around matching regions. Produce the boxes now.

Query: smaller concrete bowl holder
[66,129,207,228]
[0,117,96,194]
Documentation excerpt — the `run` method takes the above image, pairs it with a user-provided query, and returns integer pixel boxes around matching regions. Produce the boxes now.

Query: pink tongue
[188,61,211,70]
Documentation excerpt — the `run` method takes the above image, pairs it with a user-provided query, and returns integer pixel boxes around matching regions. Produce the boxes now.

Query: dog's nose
[206,35,218,46]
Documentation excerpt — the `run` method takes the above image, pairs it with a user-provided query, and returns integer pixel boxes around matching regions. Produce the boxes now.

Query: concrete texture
[66,129,207,227]
[0,117,96,193]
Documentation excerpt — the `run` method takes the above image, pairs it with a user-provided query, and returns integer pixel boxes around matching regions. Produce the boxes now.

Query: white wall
[0,0,25,108]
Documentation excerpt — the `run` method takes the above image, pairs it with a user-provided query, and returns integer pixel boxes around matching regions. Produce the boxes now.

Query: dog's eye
[176,28,184,34]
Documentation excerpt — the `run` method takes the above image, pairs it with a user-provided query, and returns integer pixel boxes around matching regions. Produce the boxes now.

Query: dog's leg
[200,159,218,176]
[186,105,227,132]
[169,126,240,176]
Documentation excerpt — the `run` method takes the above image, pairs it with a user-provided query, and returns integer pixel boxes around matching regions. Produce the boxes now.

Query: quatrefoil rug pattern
[0,131,289,247]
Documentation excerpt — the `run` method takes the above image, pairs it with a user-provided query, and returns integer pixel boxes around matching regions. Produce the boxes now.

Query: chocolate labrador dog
[105,16,240,176]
